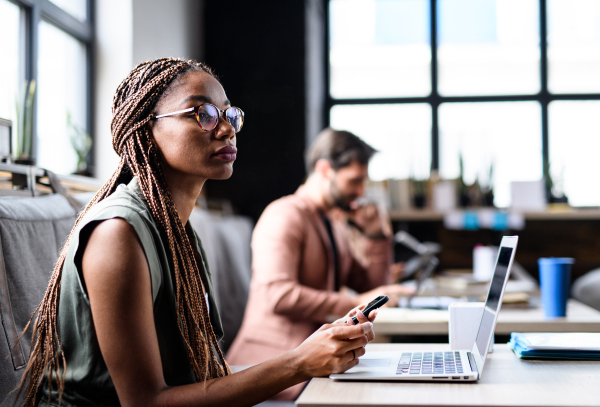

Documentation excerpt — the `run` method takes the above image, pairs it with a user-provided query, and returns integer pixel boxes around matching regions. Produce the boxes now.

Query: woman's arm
[82,218,371,407]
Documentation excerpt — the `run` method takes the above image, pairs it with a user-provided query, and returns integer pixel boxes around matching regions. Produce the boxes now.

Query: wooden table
[296,343,600,406]
[374,299,600,336]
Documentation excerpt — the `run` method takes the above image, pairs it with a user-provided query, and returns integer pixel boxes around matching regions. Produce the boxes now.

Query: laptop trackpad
[357,358,391,367]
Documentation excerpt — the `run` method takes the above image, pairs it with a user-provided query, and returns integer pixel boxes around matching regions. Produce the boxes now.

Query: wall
[203,0,326,221]
[93,0,204,181]
[132,0,203,65]
[94,0,133,181]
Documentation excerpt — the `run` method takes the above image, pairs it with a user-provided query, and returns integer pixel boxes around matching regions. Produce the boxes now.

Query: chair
[188,208,253,353]
[571,268,600,311]
[0,191,78,404]
[0,164,256,402]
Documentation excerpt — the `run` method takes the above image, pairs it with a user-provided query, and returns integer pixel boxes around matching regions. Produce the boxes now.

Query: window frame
[325,0,600,186]
[7,0,94,172]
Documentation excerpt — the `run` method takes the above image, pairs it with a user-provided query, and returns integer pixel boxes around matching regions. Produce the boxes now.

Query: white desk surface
[374,299,600,335]
[296,343,600,407]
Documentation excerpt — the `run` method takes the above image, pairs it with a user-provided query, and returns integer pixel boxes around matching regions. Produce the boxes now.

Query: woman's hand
[290,320,372,379]
[289,300,384,379]
[333,303,378,342]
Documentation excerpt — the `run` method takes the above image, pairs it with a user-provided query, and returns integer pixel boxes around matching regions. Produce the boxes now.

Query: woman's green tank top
[40,178,223,406]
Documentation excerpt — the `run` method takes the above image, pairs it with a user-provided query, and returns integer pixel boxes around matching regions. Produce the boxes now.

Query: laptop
[330,235,518,382]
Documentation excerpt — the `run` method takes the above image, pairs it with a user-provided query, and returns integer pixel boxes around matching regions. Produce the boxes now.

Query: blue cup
[538,258,574,318]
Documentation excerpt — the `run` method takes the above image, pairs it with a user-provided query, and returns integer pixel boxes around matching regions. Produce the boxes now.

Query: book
[509,332,600,360]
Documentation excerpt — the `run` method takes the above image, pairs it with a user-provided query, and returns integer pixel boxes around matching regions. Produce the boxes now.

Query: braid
[17,58,229,406]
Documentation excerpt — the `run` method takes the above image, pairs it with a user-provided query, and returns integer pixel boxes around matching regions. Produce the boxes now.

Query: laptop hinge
[467,352,479,374]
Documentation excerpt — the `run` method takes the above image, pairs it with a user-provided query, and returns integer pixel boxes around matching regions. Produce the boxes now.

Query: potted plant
[410,178,427,209]
[67,111,92,176]
[458,153,471,207]
[545,162,569,204]
[12,79,36,189]
[481,162,495,207]
[14,79,36,165]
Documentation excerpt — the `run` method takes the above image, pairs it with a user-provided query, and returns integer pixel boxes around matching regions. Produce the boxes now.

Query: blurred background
[1,0,600,280]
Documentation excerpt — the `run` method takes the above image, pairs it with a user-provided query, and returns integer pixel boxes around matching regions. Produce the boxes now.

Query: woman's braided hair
[17,58,230,406]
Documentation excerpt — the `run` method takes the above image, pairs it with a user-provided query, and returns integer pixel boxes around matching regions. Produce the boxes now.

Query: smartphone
[348,295,389,324]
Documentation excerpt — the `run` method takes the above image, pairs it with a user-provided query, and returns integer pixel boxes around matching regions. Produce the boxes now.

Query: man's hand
[346,203,392,239]
[390,262,405,282]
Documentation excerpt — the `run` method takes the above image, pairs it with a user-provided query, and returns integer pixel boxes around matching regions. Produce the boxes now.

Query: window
[439,101,542,207]
[327,0,600,207]
[330,103,432,181]
[548,101,600,207]
[329,0,431,98]
[0,0,93,175]
[0,1,23,126]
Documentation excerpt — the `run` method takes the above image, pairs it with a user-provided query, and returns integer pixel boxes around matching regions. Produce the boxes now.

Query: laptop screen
[474,246,513,358]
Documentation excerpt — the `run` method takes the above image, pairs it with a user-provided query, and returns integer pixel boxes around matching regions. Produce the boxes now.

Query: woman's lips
[213,146,237,161]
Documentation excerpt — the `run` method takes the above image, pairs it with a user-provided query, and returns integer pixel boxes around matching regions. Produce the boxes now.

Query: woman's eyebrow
[181,95,232,107]
[181,95,212,106]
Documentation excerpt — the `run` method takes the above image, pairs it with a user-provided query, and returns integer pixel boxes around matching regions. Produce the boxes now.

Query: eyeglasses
[154,103,244,133]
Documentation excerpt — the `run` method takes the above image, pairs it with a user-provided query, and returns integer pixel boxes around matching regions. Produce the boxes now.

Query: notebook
[509,332,600,360]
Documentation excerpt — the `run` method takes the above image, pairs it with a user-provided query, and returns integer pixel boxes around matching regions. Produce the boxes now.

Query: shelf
[390,208,600,222]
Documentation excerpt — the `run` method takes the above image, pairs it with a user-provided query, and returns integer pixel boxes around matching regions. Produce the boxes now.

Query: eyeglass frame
[154,103,244,133]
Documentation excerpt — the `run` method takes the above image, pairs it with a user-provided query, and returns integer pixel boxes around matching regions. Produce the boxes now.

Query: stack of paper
[509,332,600,360]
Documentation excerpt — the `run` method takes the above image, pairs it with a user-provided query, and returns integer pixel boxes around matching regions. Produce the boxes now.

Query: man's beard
[329,180,356,212]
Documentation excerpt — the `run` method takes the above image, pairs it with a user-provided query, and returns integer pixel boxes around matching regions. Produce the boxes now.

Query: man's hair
[306,127,377,174]
[17,58,230,406]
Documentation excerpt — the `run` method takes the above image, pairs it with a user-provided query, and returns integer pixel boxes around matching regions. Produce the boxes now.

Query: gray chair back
[0,194,77,405]
[572,268,600,311]
[188,208,253,353]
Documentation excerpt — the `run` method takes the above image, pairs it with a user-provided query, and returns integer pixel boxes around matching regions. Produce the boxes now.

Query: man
[227,128,411,399]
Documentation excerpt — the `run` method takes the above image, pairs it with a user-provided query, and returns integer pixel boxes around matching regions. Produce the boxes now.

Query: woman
[17,58,376,407]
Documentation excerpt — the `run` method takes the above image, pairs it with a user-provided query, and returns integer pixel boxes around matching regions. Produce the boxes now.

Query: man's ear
[314,158,334,178]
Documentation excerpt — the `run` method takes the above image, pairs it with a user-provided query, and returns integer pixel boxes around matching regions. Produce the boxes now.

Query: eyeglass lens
[197,104,243,133]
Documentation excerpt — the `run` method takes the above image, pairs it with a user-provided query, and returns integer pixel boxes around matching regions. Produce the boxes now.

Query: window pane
[330,104,432,181]
[549,101,600,206]
[37,21,87,175]
[548,0,600,94]
[437,0,540,96]
[329,0,431,98]
[0,0,22,123]
[439,102,542,207]
[49,0,87,21]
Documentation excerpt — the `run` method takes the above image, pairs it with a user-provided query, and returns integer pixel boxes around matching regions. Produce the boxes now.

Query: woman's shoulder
[89,179,148,215]
[66,178,165,302]
[78,179,155,232]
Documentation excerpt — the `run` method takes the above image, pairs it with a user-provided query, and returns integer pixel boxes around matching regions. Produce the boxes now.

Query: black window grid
[324,0,600,184]
[7,0,94,172]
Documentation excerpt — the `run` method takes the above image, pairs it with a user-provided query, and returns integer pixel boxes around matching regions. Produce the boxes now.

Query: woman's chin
[208,165,234,180]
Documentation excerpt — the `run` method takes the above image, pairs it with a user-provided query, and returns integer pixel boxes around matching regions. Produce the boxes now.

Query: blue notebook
[509,332,600,360]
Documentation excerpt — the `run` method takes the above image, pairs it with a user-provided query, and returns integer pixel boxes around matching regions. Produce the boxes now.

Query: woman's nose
[214,120,236,140]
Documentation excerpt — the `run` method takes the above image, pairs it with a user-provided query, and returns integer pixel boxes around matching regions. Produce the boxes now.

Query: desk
[296,343,600,406]
[374,299,600,336]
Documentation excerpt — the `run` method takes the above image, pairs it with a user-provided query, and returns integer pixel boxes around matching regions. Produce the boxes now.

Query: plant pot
[549,194,569,204]
[12,156,36,189]
[459,192,471,207]
[482,191,495,207]
[413,194,426,209]
[73,169,93,177]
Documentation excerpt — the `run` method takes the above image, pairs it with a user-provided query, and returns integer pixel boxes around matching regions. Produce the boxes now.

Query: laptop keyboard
[396,351,464,375]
